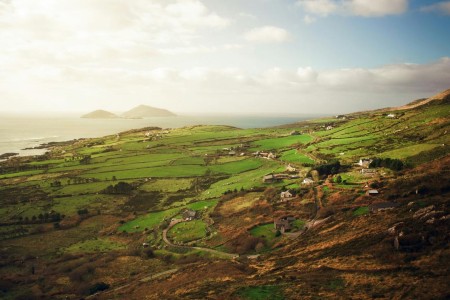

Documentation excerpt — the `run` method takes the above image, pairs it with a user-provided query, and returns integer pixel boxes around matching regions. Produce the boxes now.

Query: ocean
[0,113,324,156]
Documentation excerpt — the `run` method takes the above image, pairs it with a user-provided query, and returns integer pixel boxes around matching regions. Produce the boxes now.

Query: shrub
[141,248,155,259]
[103,182,133,195]
[89,282,110,295]
[370,157,404,171]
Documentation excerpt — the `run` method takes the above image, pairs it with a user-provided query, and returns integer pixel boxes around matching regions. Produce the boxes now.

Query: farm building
[286,164,297,173]
[302,178,314,185]
[367,189,380,196]
[274,216,296,233]
[280,190,294,201]
[361,169,377,175]
[182,209,198,221]
[358,158,373,168]
[263,174,275,183]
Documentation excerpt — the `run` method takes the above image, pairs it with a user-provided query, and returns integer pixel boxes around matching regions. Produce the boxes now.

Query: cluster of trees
[50,180,62,187]
[16,212,63,224]
[370,157,404,171]
[315,161,341,176]
[79,155,92,165]
[102,182,133,194]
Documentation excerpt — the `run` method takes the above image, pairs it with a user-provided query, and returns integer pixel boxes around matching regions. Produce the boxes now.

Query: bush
[370,157,404,171]
[141,248,155,259]
[315,161,340,176]
[77,208,89,216]
[89,282,110,295]
[103,182,133,195]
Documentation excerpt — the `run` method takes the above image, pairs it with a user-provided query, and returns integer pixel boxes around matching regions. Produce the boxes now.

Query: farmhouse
[358,158,373,168]
[274,216,296,233]
[326,125,334,131]
[369,201,400,213]
[367,189,380,196]
[182,209,198,221]
[387,113,396,118]
[274,173,289,179]
[286,164,297,173]
[263,174,281,183]
[280,190,294,201]
[302,178,314,185]
[361,168,377,175]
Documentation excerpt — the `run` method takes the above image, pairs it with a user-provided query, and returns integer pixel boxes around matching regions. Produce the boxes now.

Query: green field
[119,199,218,233]
[167,220,208,243]
[249,223,278,245]
[280,149,315,164]
[252,135,313,150]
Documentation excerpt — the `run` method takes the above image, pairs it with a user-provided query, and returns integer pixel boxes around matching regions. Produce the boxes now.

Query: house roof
[183,209,197,217]
[368,189,379,194]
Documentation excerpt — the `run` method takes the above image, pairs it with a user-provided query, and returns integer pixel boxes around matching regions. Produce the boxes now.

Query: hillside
[81,110,118,119]
[121,105,176,118]
[0,90,448,299]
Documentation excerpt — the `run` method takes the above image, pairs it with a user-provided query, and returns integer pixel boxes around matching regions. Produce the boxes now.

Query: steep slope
[390,88,450,111]
[121,105,176,118]
[81,110,118,119]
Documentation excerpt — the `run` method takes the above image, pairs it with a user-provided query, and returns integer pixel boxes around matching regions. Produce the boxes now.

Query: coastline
[0,113,326,158]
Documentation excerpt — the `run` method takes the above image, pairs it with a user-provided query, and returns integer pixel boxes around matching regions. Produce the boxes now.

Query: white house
[302,178,314,185]
[286,164,297,173]
[358,158,373,168]
[280,190,294,201]
[387,114,396,118]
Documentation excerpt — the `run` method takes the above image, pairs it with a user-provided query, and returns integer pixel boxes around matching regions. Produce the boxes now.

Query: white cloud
[238,12,257,19]
[345,0,408,17]
[303,15,316,24]
[297,0,409,18]
[0,0,232,68]
[420,1,450,15]
[297,0,338,17]
[244,26,291,43]
[1,56,449,113]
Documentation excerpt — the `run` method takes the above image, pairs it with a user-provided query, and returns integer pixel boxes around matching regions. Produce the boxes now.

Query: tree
[89,282,110,295]
[77,208,89,216]
[103,182,133,194]
[335,175,342,184]
[79,155,92,165]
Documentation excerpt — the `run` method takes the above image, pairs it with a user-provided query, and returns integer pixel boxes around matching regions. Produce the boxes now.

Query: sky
[0,0,450,115]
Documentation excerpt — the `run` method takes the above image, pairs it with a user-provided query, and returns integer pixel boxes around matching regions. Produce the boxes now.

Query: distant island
[81,105,176,119]
[121,105,176,118]
[81,110,119,119]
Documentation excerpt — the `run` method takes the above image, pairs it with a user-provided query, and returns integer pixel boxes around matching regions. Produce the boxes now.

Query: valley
[0,90,449,299]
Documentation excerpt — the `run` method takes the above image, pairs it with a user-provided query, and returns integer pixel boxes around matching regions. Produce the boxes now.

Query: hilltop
[0,89,448,299]
[81,109,118,119]
[392,88,450,111]
[121,105,176,118]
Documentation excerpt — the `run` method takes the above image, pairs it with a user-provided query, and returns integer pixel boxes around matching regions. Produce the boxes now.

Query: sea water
[0,113,325,156]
